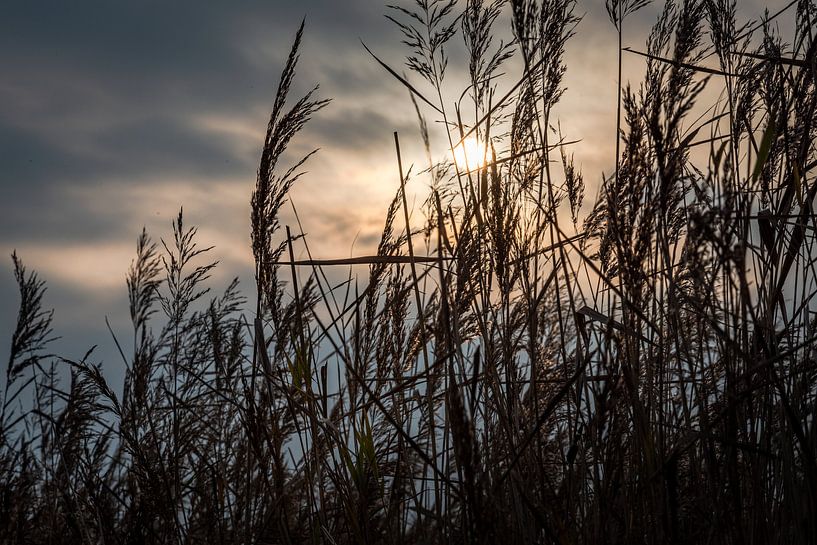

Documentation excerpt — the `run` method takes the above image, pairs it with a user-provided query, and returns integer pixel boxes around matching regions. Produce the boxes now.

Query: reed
[2,1,816,543]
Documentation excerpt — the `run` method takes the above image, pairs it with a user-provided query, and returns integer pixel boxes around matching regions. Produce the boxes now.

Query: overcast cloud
[0,0,789,386]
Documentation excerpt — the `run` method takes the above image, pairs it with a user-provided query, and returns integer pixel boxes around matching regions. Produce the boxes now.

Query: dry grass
[2,1,817,543]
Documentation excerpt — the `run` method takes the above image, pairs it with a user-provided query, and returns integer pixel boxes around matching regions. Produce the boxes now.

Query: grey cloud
[1,116,254,187]
[311,108,418,152]
[0,0,409,246]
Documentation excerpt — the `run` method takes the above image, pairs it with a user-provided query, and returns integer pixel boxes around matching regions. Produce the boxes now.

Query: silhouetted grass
[2,1,816,543]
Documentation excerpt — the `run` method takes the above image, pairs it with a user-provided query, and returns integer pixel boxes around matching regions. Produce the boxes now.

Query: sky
[0,0,786,388]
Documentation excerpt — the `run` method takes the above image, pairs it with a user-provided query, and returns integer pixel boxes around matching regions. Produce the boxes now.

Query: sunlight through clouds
[453,136,488,171]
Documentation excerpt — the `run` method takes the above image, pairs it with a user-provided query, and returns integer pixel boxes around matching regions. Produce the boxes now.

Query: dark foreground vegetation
[3,0,817,543]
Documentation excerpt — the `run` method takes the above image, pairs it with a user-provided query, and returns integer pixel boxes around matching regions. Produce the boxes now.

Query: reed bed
[2,1,816,543]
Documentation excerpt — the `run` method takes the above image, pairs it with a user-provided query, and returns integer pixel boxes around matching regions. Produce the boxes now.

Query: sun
[452,136,488,171]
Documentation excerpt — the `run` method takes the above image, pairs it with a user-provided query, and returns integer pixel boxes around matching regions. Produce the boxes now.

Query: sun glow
[452,136,488,171]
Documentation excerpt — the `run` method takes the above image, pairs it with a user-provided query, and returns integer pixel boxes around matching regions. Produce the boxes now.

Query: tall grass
[2,1,816,543]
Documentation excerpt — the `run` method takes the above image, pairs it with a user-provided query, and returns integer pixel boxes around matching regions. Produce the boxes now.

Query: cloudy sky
[0,0,786,385]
